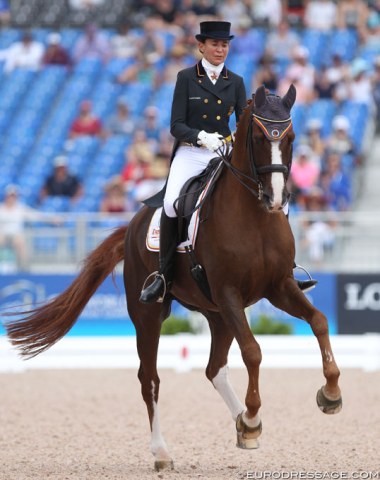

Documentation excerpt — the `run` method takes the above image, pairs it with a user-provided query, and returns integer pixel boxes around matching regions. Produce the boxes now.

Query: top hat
[195,21,234,42]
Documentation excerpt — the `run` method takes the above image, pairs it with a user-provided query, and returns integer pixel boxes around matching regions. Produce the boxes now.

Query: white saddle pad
[146,164,221,253]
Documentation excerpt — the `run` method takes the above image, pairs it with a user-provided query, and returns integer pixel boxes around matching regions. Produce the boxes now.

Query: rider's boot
[139,211,178,304]
[294,262,318,293]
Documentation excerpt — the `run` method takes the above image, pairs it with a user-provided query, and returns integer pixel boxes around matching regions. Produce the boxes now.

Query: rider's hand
[197,130,224,151]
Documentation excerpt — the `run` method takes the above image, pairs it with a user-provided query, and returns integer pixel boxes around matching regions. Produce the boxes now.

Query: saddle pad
[146,206,200,253]
[146,165,221,252]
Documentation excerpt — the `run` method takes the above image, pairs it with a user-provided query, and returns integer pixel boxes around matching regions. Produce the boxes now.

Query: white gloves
[197,130,224,151]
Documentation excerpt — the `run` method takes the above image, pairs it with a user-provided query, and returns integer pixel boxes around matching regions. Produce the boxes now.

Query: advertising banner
[337,274,380,333]
[0,273,337,336]
[247,273,337,335]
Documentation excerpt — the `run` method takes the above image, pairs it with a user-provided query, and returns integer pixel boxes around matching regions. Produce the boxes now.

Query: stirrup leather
[141,271,167,303]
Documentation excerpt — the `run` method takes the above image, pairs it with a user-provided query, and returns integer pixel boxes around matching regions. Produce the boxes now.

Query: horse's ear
[282,84,297,110]
[254,85,267,108]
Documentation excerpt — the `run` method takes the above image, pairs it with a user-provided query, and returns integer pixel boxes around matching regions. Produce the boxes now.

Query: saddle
[174,157,223,242]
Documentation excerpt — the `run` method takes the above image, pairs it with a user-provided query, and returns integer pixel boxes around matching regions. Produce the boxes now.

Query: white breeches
[163,145,217,218]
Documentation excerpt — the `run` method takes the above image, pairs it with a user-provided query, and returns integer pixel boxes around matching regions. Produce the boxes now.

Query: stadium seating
[0,25,376,213]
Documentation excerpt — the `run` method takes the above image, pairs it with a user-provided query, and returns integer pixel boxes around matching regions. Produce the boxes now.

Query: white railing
[0,211,379,272]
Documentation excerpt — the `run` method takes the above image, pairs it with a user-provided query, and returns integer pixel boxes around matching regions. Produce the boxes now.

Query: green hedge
[250,315,293,335]
[160,316,195,335]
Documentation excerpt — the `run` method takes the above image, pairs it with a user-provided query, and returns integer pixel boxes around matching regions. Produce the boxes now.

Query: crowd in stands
[0,0,380,267]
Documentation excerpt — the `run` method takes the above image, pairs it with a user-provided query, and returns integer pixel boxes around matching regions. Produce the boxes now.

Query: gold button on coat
[204,99,208,103]
[216,115,221,120]
[203,114,207,119]
[217,99,222,104]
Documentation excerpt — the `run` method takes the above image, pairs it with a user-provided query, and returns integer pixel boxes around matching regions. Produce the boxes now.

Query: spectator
[160,41,193,84]
[321,152,352,211]
[139,106,162,147]
[304,118,325,160]
[252,53,279,93]
[217,0,247,27]
[99,175,128,213]
[1,30,44,73]
[347,58,374,107]
[325,115,358,159]
[151,0,177,24]
[42,33,72,68]
[40,156,83,203]
[336,0,369,39]
[229,17,265,62]
[265,19,300,63]
[246,0,282,28]
[283,0,307,28]
[136,16,166,66]
[72,23,111,64]
[299,187,336,266]
[290,144,321,195]
[116,51,160,87]
[0,184,40,270]
[69,100,103,139]
[314,65,337,99]
[0,0,10,26]
[304,0,337,31]
[105,98,134,137]
[110,22,139,59]
[285,45,316,91]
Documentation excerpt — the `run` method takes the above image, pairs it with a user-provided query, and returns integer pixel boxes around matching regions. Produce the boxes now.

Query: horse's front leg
[216,302,263,449]
[269,278,342,414]
[204,311,245,419]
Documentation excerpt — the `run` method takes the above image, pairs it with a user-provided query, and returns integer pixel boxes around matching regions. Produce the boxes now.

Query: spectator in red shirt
[42,32,72,68]
[69,99,103,139]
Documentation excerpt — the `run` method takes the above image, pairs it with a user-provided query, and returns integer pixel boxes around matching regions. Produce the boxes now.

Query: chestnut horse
[4,85,342,471]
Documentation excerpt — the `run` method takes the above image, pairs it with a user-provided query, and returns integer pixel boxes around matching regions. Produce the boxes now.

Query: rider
[140,21,317,304]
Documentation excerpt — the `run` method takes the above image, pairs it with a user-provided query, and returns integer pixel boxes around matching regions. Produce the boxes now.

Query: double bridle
[218,106,292,200]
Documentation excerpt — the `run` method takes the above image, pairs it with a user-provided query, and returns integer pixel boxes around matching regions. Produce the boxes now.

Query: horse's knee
[241,343,262,369]
[308,311,329,337]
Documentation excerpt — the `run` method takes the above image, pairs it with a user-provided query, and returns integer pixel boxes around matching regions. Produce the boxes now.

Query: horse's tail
[5,225,128,359]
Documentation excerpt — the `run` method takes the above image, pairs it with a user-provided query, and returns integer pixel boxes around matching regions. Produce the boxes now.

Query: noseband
[219,104,292,200]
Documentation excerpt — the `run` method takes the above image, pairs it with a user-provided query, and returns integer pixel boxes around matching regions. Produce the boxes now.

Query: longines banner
[337,274,380,334]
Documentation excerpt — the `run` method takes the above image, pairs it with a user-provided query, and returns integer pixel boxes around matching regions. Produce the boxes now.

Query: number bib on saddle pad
[146,161,222,253]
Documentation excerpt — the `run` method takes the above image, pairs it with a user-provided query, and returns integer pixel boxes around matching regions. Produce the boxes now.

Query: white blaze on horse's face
[270,141,285,210]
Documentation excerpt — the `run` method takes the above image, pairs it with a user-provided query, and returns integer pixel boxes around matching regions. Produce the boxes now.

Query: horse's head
[248,84,296,211]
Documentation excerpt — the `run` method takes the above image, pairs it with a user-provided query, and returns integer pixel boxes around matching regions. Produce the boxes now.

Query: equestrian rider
[140,21,317,304]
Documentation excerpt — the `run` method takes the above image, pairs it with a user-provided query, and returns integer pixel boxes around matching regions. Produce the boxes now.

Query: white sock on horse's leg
[212,365,245,420]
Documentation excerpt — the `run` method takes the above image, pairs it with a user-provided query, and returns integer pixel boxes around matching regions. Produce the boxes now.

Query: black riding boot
[139,212,178,304]
[294,262,318,293]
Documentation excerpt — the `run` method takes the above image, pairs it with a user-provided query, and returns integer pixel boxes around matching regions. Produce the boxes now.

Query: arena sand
[0,368,379,480]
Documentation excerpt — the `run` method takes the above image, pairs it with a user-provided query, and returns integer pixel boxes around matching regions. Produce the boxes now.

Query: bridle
[218,101,292,200]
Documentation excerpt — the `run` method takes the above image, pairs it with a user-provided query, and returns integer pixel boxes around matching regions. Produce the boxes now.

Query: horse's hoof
[236,413,262,449]
[316,386,342,415]
[154,459,174,472]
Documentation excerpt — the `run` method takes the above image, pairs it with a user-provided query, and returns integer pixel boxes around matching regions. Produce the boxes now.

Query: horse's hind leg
[129,299,174,471]
[269,279,342,414]
[204,312,245,420]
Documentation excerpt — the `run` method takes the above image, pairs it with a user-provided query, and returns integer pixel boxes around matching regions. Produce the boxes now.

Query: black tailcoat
[170,60,247,147]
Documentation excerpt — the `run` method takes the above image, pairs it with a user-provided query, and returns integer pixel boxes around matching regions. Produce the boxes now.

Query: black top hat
[195,21,234,42]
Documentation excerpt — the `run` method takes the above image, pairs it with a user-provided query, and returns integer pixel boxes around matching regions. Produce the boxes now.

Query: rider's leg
[140,210,178,304]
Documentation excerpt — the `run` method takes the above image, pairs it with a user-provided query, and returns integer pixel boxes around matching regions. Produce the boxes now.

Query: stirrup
[141,271,167,303]
[293,263,313,280]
